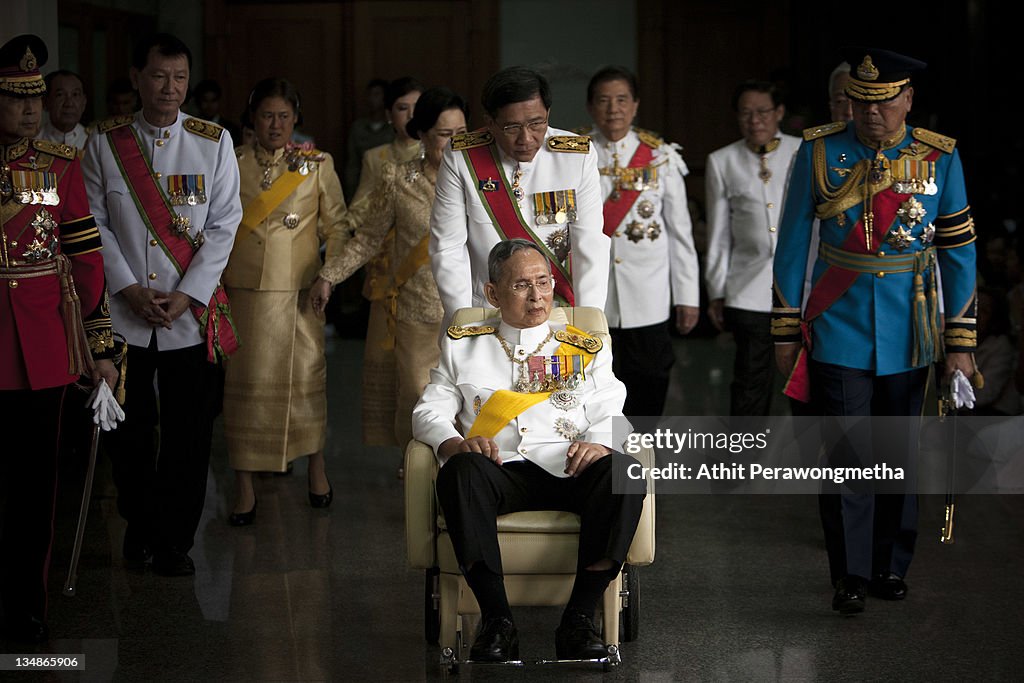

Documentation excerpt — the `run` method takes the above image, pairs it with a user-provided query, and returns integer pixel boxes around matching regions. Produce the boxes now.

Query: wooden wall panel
[639,0,791,210]
[205,0,499,159]
[210,3,346,157]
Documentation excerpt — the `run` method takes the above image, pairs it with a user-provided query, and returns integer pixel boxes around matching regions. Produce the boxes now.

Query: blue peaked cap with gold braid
[841,47,926,103]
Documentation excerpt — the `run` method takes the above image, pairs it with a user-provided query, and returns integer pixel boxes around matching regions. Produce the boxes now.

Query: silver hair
[828,61,851,96]
[487,239,545,283]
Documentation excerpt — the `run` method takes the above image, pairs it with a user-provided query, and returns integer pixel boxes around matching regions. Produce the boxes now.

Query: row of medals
[1,178,59,206]
[610,168,660,242]
[515,365,585,411]
[6,187,59,205]
[864,157,937,251]
[522,367,585,442]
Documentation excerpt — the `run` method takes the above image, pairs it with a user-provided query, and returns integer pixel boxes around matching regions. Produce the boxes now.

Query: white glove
[89,381,125,431]
[951,369,976,410]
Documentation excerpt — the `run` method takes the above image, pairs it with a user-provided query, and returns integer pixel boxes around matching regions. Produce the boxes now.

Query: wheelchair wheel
[425,567,440,644]
[620,564,640,642]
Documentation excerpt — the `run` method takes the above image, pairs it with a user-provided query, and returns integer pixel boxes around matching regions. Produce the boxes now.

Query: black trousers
[0,385,66,623]
[811,360,927,584]
[105,340,222,555]
[724,307,773,416]
[610,322,675,417]
[435,453,646,576]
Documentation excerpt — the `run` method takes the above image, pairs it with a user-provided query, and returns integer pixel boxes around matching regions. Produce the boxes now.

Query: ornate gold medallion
[897,197,926,228]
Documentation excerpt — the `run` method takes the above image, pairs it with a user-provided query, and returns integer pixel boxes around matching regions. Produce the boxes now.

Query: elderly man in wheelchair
[412,239,646,664]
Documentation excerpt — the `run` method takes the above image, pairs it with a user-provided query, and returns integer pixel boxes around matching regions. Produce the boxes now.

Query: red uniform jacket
[1,138,110,390]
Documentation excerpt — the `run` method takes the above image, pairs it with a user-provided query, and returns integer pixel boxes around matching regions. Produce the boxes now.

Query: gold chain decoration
[494,328,555,392]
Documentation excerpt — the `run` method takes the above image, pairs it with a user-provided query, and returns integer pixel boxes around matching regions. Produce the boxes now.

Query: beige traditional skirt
[392,317,441,449]
[361,299,398,446]
[224,288,326,472]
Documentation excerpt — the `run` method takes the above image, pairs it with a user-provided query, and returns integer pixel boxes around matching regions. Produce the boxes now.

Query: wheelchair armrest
[626,445,656,566]
[405,440,439,568]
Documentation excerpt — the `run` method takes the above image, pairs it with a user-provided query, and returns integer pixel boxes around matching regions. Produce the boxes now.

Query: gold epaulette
[451,131,493,151]
[803,121,847,141]
[636,128,663,149]
[31,139,75,160]
[184,118,224,142]
[555,328,603,353]
[548,135,590,153]
[912,127,956,154]
[97,114,134,134]
[447,324,497,339]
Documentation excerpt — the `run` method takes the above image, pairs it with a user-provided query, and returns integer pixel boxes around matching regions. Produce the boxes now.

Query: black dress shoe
[123,526,152,571]
[555,611,607,660]
[3,615,49,643]
[832,575,867,615]
[228,497,258,527]
[470,616,519,662]
[869,573,908,600]
[309,480,333,508]
[152,550,196,577]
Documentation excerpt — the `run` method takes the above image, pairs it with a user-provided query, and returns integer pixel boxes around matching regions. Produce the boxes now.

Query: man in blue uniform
[772,48,977,615]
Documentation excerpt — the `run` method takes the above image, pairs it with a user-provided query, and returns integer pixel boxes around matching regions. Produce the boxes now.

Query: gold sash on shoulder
[237,170,311,240]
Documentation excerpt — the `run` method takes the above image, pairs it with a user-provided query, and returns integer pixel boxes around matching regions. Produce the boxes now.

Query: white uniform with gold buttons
[83,110,242,349]
[430,126,608,323]
[412,319,628,477]
[704,134,800,312]
[589,127,699,327]
[38,119,90,153]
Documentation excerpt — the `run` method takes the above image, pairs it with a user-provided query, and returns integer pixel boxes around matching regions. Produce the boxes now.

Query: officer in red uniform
[0,34,118,643]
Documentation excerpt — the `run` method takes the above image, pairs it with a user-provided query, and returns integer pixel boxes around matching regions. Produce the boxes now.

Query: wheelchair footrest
[441,645,621,674]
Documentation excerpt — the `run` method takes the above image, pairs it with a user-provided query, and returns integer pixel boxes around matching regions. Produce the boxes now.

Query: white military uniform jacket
[412,318,628,477]
[704,133,800,313]
[588,127,700,328]
[38,119,89,152]
[430,126,608,323]
[83,110,242,350]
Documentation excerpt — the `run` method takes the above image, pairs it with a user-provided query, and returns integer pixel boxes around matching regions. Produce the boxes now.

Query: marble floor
[3,328,1022,681]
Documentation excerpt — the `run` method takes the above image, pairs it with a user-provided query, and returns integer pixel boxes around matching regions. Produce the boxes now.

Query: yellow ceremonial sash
[467,390,550,439]
[466,330,596,439]
[237,169,311,240]
[377,234,432,350]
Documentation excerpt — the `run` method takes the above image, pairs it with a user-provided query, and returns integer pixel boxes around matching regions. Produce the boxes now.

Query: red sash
[601,142,653,236]
[783,148,942,402]
[106,125,239,362]
[463,143,574,305]
[804,148,941,322]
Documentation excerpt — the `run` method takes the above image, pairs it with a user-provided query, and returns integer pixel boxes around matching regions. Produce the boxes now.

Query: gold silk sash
[467,390,550,439]
[237,169,311,240]
[378,233,431,350]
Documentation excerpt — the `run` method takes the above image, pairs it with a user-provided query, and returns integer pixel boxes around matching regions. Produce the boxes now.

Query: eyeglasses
[508,277,554,296]
[499,118,549,138]
[737,107,778,121]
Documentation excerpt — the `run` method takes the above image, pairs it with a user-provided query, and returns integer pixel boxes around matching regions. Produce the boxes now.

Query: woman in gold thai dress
[223,78,347,524]
[344,77,423,447]
[323,87,468,457]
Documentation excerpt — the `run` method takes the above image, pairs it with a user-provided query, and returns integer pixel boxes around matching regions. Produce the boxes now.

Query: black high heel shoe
[308,479,333,508]
[228,497,258,526]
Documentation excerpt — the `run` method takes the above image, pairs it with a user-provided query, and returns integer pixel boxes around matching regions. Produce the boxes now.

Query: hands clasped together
[123,284,191,329]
